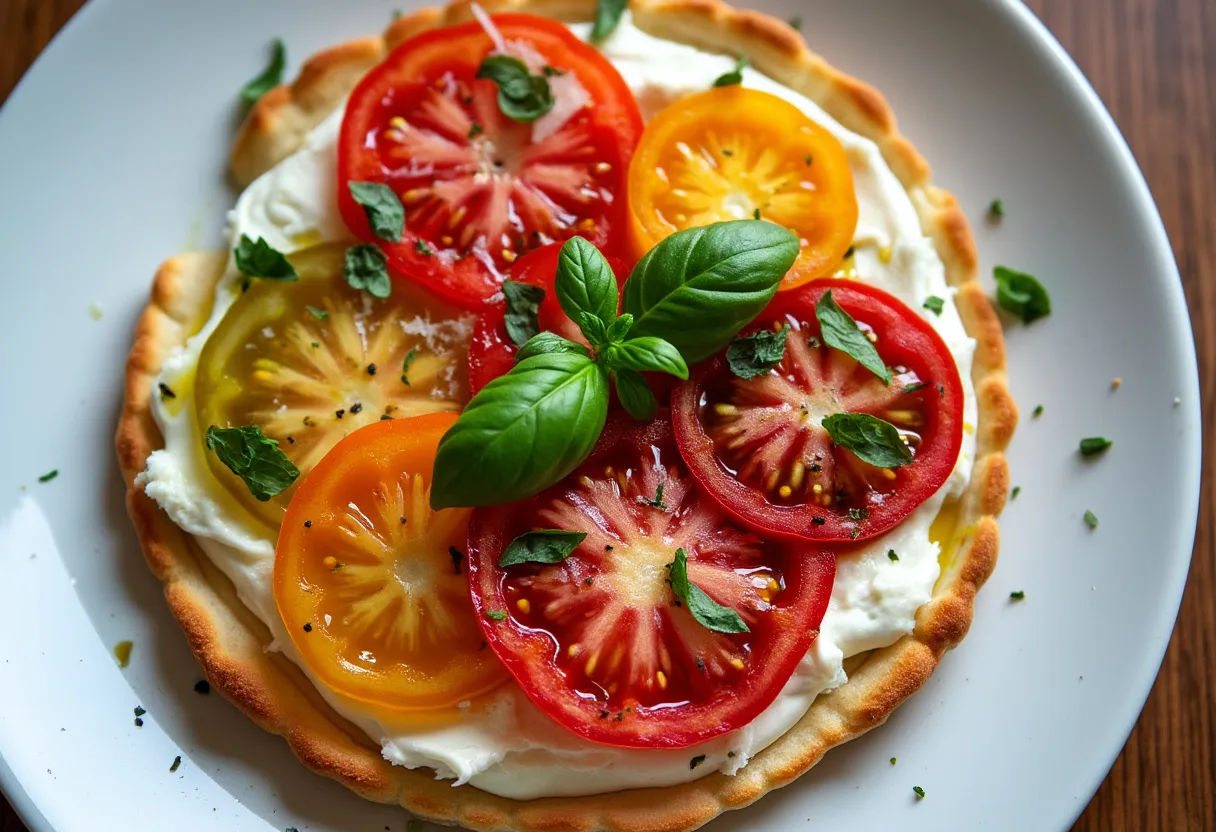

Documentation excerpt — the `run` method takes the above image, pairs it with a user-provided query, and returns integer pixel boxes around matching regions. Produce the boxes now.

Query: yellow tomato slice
[274,413,508,710]
[627,86,858,288]
[196,243,469,527]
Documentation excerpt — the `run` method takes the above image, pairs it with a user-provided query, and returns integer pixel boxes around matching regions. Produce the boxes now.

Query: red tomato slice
[467,413,835,749]
[338,15,643,310]
[466,242,631,394]
[673,279,964,544]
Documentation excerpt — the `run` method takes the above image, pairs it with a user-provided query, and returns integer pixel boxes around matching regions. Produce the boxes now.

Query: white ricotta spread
[138,16,977,800]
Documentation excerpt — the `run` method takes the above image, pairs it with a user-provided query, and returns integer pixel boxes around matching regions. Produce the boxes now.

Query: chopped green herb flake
[1084,509,1099,529]
[542,65,565,77]
[499,530,588,567]
[988,199,1004,218]
[240,38,286,106]
[753,207,761,220]
[727,324,789,379]
[788,15,803,30]
[306,306,328,320]
[890,757,897,765]
[485,610,509,621]
[344,243,392,299]
[234,234,297,280]
[690,754,707,770]
[712,55,749,87]
[1010,590,1025,601]
[1011,485,1021,500]
[591,0,628,42]
[804,154,813,166]
[668,548,749,633]
[38,469,59,483]
[468,122,484,139]
[888,549,899,562]
[401,348,417,385]
[923,295,944,315]
[1033,404,1044,418]
[114,641,133,667]
[637,482,668,511]
[994,265,1051,324]
[1079,436,1112,456]
[415,239,433,257]
[170,755,182,773]
[205,425,299,501]
[134,706,146,717]
[913,786,925,799]
[158,382,177,399]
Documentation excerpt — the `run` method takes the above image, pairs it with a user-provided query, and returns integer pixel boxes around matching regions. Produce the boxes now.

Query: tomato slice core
[275,414,509,711]
[468,414,835,748]
[673,279,964,543]
[339,14,643,309]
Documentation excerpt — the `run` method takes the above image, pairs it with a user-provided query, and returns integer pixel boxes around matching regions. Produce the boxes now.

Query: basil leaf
[603,337,689,379]
[821,413,913,468]
[240,38,285,106]
[205,425,299,501]
[347,182,405,243]
[344,244,392,299]
[516,332,590,362]
[727,324,789,379]
[591,0,628,41]
[613,368,657,421]
[499,529,588,567]
[923,295,944,316]
[577,311,609,347]
[1083,509,1099,529]
[606,313,634,343]
[669,548,749,633]
[623,220,799,363]
[555,236,619,328]
[234,235,297,280]
[430,352,609,508]
[994,266,1051,324]
[713,56,748,88]
[502,280,545,346]
[815,289,891,384]
[475,55,554,123]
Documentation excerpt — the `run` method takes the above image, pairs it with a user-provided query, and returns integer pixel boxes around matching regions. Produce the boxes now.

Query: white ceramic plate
[0,0,1200,829]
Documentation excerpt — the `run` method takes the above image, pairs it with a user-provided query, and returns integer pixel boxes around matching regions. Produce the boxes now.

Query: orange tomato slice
[274,413,508,711]
[627,86,858,289]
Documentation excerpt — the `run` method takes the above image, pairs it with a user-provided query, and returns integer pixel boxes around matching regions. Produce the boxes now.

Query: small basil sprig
[347,182,404,243]
[713,56,748,88]
[476,55,554,123]
[669,548,749,633]
[234,235,296,280]
[624,220,799,363]
[591,0,628,41]
[240,38,285,106]
[994,266,1051,324]
[345,244,391,299]
[431,222,798,509]
[727,324,789,379]
[815,289,890,384]
[822,413,913,468]
[499,530,588,567]
[205,425,299,500]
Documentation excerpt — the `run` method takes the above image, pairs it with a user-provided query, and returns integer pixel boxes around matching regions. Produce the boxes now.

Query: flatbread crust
[117,1,1016,829]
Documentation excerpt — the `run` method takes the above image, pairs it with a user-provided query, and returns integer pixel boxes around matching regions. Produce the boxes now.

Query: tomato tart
[117,1,1016,830]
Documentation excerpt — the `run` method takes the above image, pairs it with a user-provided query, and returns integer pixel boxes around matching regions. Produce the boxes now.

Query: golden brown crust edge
[121,2,1018,830]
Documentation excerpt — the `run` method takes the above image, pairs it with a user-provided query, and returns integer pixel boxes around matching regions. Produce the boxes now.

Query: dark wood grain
[0,1,1211,830]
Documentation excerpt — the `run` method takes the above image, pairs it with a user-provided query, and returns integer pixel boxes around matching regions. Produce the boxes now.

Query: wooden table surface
[0,0,1211,829]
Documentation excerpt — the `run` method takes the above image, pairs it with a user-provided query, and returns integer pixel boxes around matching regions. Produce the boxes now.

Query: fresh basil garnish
[347,182,405,243]
[475,55,554,123]
[240,38,285,106]
[205,425,299,501]
[516,332,589,362]
[623,220,799,362]
[591,0,628,42]
[713,56,748,88]
[994,266,1051,324]
[344,244,391,299]
[821,413,913,468]
[555,236,619,329]
[602,337,688,378]
[727,324,789,379]
[612,368,657,421]
[499,529,588,567]
[815,289,891,384]
[430,352,609,508]
[923,295,944,316]
[1083,510,1098,529]
[502,279,545,346]
[668,548,749,633]
[1079,436,1112,456]
[234,235,297,281]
